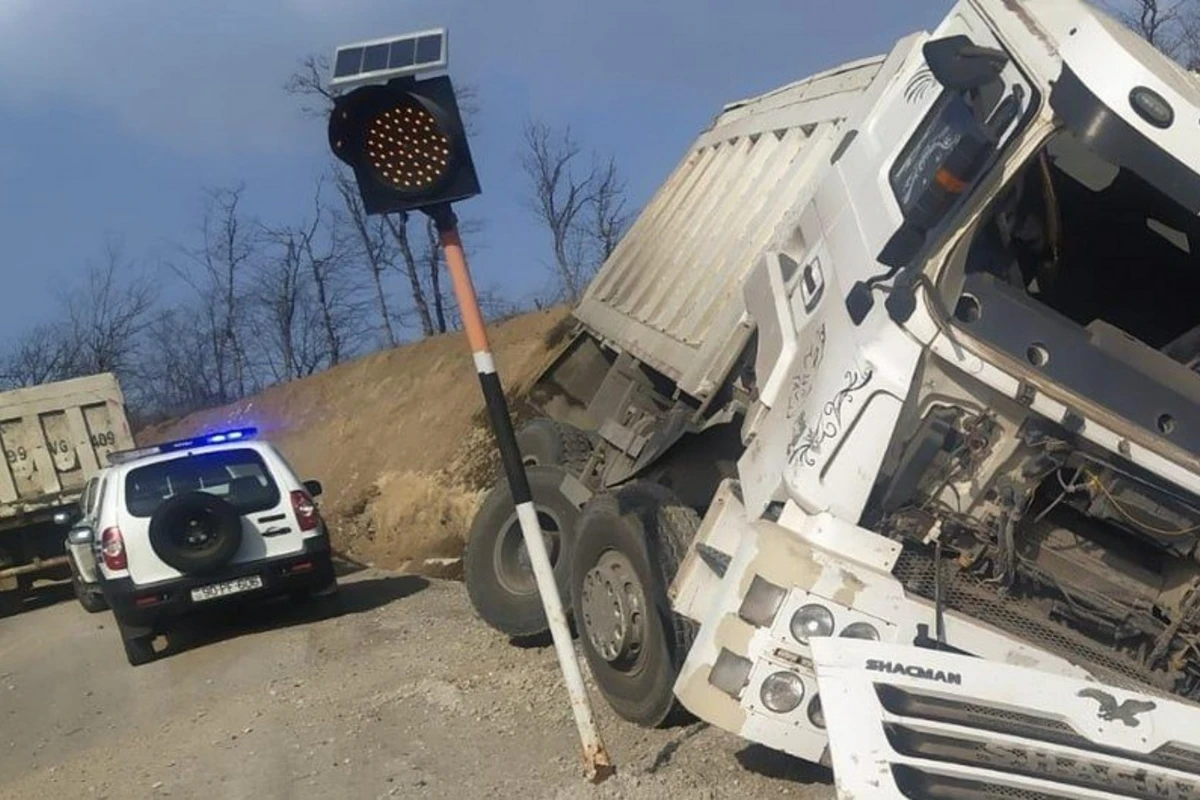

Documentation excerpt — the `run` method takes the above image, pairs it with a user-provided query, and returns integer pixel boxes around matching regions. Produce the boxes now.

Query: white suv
[70,428,339,666]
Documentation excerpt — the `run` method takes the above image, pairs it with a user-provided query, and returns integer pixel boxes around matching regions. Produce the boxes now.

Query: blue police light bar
[328,27,448,94]
[107,428,259,465]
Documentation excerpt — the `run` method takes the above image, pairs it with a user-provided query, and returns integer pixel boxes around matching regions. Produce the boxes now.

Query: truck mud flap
[811,639,1200,799]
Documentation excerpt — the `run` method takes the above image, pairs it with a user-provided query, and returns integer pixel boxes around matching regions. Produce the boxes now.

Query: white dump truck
[0,373,133,614]
[466,0,1200,793]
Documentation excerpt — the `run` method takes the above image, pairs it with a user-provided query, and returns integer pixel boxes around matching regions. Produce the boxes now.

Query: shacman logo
[866,659,962,685]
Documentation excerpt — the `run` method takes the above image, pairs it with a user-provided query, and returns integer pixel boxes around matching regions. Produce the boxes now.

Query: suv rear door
[118,445,308,584]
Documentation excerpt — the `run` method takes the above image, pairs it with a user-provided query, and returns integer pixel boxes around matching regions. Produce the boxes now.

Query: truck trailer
[0,373,134,614]
[465,0,1200,794]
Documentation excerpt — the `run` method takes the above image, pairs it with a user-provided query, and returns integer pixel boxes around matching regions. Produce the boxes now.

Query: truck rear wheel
[465,466,581,639]
[570,481,699,728]
[517,418,593,472]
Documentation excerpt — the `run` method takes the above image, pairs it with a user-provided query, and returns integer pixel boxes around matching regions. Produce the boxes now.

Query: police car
[68,428,339,666]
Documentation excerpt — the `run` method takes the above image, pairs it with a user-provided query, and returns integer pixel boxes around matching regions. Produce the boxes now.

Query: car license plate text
[190,575,263,603]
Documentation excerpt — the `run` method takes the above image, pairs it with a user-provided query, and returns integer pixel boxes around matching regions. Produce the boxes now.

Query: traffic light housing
[328,75,480,215]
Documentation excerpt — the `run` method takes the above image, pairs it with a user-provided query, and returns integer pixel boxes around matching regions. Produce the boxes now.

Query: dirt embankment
[139,308,573,576]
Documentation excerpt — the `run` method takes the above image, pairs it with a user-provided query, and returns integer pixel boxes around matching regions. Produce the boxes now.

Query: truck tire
[148,492,243,576]
[117,618,156,667]
[465,465,581,639]
[517,419,593,472]
[570,481,699,728]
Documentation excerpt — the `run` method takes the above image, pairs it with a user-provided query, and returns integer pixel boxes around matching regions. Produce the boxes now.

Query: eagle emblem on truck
[1077,688,1157,728]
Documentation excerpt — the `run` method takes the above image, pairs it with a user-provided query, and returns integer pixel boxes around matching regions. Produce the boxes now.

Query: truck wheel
[570,481,699,728]
[117,618,156,667]
[148,492,243,576]
[465,465,581,638]
[517,419,593,472]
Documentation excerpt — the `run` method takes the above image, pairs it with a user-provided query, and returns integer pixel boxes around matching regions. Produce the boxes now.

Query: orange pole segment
[440,227,490,355]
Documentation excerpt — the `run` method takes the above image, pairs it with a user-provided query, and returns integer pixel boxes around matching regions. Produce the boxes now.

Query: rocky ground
[0,568,835,800]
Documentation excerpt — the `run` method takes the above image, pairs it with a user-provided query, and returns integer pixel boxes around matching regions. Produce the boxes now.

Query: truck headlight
[760,671,805,713]
[807,694,825,729]
[790,604,834,643]
[839,621,880,640]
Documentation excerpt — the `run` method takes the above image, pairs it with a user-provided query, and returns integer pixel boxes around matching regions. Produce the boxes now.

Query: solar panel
[329,28,448,90]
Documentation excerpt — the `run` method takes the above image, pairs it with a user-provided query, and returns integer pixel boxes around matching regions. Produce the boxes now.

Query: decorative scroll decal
[787,364,874,469]
[785,324,827,421]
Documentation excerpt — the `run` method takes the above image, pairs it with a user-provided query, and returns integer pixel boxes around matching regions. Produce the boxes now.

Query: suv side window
[94,477,110,522]
[80,478,98,519]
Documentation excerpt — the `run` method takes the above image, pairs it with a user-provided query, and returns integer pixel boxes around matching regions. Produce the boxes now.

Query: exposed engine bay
[868,357,1200,698]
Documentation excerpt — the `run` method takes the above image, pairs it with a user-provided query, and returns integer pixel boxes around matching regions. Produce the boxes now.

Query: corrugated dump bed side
[573,55,886,401]
[0,373,133,518]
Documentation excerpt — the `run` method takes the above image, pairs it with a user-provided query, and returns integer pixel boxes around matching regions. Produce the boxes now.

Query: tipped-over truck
[466,0,1200,794]
[0,373,133,614]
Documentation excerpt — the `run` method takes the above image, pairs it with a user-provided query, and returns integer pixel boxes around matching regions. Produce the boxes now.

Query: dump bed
[0,373,133,526]
[573,54,887,401]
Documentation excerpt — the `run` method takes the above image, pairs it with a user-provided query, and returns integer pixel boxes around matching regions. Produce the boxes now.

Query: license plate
[190,575,264,603]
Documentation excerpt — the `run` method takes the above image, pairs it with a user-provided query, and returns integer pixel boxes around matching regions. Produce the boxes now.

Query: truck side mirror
[67,526,95,546]
[303,480,323,498]
[924,34,1009,91]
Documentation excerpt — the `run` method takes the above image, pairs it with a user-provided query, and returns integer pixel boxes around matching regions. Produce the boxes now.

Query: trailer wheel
[570,481,699,728]
[465,465,581,639]
[517,419,593,472]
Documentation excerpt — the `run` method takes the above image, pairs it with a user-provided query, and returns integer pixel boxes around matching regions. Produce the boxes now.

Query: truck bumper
[668,479,1091,764]
[102,536,335,629]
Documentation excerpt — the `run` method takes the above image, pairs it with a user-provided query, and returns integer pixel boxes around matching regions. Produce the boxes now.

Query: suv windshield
[124,448,279,518]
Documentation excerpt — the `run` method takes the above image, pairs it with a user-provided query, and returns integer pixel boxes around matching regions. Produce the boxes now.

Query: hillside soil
[140,308,575,577]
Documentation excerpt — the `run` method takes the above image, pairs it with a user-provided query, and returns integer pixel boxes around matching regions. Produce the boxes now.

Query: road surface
[0,567,835,799]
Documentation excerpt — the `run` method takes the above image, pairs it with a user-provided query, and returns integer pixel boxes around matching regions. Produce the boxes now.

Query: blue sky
[0,0,952,341]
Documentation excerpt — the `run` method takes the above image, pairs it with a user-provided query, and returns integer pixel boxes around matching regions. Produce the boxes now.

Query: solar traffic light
[327,74,480,216]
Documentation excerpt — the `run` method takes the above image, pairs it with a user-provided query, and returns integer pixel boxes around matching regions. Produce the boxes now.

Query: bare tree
[520,120,631,302]
[384,213,436,337]
[132,305,224,418]
[334,170,399,347]
[590,158,632,262]
[298,177,368,365]
[0,325,73,388]
[1108,0,1200,67]
[59,241,158,378]
[171,185,257,403]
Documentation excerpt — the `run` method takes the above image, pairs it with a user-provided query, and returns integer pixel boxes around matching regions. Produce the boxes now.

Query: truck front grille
[891,546,1178,699]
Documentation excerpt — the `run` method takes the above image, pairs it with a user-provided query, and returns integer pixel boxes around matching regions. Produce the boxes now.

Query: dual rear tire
[464,418,698,728]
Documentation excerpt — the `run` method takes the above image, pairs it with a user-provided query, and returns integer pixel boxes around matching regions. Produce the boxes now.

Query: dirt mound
[140,308,573,575]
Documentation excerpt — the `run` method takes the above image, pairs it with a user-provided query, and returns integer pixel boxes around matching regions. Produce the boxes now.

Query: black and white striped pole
[325,29,614,783]
[429,205,615,781]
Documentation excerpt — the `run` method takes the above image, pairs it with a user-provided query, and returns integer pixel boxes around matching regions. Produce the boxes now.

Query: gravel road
[0,566,835,799]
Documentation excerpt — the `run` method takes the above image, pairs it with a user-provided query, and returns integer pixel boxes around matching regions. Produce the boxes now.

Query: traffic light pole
[427,204,615,783]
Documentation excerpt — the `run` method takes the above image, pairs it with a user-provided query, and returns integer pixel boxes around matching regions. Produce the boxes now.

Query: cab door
[740,2,1038,520]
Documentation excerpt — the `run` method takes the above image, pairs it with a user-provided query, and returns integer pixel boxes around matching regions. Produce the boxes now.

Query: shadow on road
[155,573,430,661]
[734,744,833,787]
